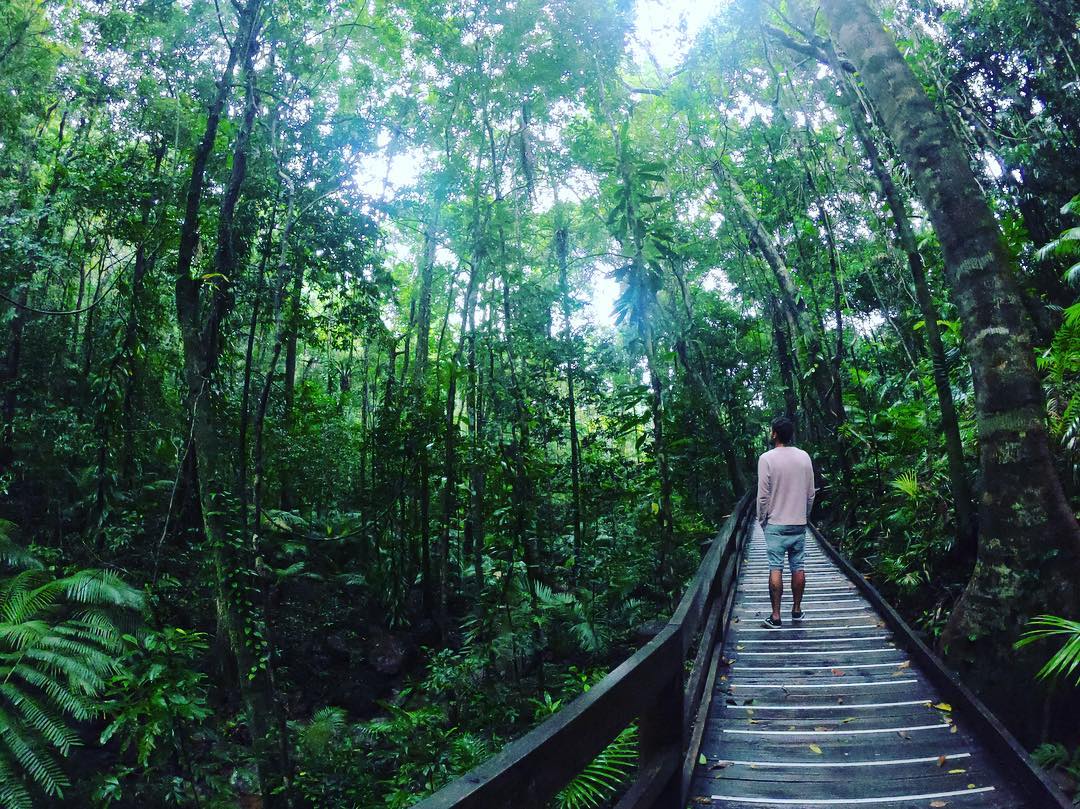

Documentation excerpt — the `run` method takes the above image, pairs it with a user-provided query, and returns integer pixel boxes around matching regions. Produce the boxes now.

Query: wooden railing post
[636,661,683,809]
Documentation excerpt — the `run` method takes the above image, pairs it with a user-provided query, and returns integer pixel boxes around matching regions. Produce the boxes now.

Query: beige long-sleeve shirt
[757,446,816,527]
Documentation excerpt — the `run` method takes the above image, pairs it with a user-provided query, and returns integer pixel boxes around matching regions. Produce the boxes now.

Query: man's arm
[806,455,817,519]
[757,454,771,527]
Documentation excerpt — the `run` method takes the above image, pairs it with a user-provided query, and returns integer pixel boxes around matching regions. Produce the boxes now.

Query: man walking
[757,416,816,628]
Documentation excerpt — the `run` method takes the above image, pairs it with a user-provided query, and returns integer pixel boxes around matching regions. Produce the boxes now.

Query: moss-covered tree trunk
[173,1,291,801]
[821,0,1080,739]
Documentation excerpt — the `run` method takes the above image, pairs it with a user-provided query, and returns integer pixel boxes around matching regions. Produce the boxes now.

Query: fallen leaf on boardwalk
[831,668,845,676]
[736,645,744,650]
[698,754,707,765]
[937,755,947,767]
[967,784,976,789]
[840,717,856,724]
[932,702,952,712]
[897,730,912,740]
[948,769,966,774]
[748,719,761,724]
[896,660,911,669]
[950,725,958,734]
[809,744,823,754]
[691,798,712,805]
[929,801,948,807]
[709,761,732,770]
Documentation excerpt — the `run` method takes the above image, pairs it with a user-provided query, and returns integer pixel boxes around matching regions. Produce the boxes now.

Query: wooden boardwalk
[688,523,1031,808]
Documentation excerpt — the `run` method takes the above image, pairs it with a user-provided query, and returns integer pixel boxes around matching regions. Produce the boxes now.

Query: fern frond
[0,748,34,809]
[0,550,142,801]
[556,725,637,809]
[299,706,347,757]
[0,536,41,573]
[55,570,144,611]
[0,684,81,755]
[0,707,69,797]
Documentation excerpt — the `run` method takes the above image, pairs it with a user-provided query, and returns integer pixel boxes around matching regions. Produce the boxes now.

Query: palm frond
[1015,614,1080,685]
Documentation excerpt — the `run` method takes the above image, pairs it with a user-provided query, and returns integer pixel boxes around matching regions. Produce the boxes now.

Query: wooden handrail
[410,493,754,809]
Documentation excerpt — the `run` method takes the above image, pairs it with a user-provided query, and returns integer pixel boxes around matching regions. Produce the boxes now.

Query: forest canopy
[1,0,1079,805]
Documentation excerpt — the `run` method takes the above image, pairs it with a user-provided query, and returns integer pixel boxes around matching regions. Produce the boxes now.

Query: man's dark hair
[771,416,795,445]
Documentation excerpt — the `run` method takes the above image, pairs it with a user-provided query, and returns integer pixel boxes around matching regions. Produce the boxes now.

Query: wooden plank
[811,525,1072,809]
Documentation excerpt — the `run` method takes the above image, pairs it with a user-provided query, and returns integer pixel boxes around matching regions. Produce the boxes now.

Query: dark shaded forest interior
[1,0,1080,806]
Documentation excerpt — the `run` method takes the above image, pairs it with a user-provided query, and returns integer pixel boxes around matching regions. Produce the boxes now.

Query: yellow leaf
[809,744,822,754]
[896,660,911,669]
[932,702,952,712]
[948,768,966,774]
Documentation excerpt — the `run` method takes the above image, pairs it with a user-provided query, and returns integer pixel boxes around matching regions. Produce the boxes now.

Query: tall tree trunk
[670,259,747,493]
[412,203,438,614]
[770,302,799,422]
[465,303,486,595]
[821,0,1080,740]
[714,163,843,431]
[172,3,290,801]
[830,62,977,558]
[120,142,167,485]
[555,224,584,563]
[436,260,481,642]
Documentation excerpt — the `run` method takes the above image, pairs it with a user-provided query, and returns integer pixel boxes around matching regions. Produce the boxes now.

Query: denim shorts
[764,524,807,574]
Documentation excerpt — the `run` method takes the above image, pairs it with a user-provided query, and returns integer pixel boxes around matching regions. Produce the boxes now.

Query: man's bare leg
[791,569,806,615]
[769,569,783,622]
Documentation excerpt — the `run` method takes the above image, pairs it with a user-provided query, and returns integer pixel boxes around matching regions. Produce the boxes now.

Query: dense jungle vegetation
[2,0,1080,805]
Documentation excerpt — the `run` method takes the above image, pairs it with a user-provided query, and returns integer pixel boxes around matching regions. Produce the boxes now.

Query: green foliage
[93,627,210,805]
[1014,615,1080,686]
[0,541,143,808]
[1035,195,1080,285]
[1031,742,1080,786]
[555,724,637,809]
[3,0,1080,801]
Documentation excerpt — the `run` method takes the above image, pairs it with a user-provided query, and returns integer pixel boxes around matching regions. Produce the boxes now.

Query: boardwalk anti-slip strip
[725,699,933,709]
[735,625,881,632]
[721,722,951,735]
[706,752,971,767]
[734,635,890,643]
[735,648,901,655]
[734,661,912,670]
[729,679,919,689]
[708,787,995,804]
